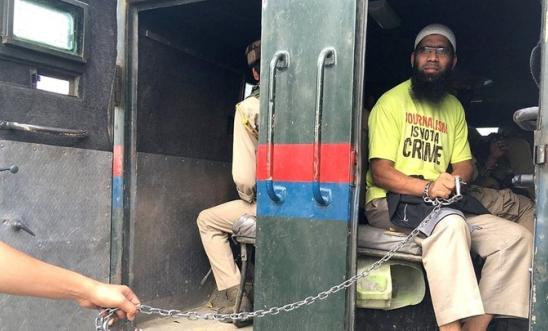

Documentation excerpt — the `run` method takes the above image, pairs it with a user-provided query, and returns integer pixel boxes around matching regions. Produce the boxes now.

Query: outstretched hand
[77,281,140,321]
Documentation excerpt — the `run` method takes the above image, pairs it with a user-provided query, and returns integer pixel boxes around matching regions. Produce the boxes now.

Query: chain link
[95,192,463,331]
[95,308,118,331]
[424,195,462,206]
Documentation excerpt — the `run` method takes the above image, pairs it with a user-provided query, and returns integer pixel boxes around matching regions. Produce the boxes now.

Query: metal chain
[95,308,118,331]
[95,193,463,330]
[424,195,461,206]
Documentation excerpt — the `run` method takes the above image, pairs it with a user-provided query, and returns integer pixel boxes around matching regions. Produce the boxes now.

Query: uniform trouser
[366,198,532,326]
[197,200,257,291]
[469,186,535,233]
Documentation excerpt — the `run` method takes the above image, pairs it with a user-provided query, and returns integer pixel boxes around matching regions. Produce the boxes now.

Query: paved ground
[136,305,253,331]
[139,317,252,331]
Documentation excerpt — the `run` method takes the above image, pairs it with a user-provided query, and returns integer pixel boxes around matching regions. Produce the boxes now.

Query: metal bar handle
[0,120,88,138]
[513,106,538,131]
[2,218,35,237]
[0,165,18,174]
[266,50,290,203]
[454,176,462,197]
[512,174,535,186]
[313,47,336,205]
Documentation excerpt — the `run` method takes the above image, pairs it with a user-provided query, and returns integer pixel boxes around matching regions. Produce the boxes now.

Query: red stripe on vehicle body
[256,143,353,183]
[113,144,123,177]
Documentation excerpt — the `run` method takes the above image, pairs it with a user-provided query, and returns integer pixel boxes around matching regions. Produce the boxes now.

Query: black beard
[411,67,452,104]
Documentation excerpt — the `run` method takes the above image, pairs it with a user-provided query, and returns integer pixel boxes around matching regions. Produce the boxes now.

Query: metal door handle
[513,106,538,131]
[266,50,290,203]
[0,165,18,174]
[512,174,534,186]
[0,120,88,138]
[2,218,36,236]
[312,47,336,206]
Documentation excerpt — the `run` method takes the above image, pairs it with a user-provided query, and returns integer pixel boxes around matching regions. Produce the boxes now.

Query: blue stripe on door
[112,176,123,209]
[257,181,352,221]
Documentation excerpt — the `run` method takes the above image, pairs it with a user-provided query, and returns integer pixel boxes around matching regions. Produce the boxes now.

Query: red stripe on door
[113,144,123,177]
[256,143,353,183]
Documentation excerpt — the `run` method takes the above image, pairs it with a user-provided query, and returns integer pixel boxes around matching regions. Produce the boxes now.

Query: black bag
[386,192,489,230]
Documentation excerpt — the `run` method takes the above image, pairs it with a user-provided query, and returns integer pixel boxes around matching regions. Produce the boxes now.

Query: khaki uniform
[233,93,260,203]
[469,157,535,234]
[197,92,259,291]
[468,186,535,233]
[366,199,532,326]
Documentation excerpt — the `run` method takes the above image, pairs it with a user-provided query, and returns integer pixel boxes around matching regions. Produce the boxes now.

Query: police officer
[196,40,260,315]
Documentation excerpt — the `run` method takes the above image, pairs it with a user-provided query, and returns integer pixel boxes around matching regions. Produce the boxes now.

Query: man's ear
[452,55,458,69]
[410,52,415,68]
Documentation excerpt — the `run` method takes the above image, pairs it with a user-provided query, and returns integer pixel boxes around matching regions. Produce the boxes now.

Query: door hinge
[350,149,358,184]
[535,144,546,165]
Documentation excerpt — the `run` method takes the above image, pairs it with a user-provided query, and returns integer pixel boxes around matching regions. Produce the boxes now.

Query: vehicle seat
[356,224,421,260]
[232,215,425,311]
[503,136,534,175]
[232,217,423,262]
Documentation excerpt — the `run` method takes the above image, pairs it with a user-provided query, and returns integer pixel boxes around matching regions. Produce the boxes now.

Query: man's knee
[514,226,533,252]
[479,216,533,253]
[433,214,469,238]
[196,209,213,230]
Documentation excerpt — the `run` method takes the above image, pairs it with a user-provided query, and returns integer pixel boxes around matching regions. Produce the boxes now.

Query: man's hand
[428,172,456,199]
[78,281,140,322]
[0,241,141,326]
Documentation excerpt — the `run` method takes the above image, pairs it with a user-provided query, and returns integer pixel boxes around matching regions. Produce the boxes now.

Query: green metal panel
[255,218,349,330]
[531,0,548,329]
[259,0,357,145]
[255,0,363,330]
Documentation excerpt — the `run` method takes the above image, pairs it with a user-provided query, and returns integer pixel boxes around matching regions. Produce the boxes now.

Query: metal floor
[136,305,253,331]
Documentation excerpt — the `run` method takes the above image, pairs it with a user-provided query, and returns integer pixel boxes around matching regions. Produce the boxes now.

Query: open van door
[532,0,548,329]
[255,0,366,330]
[0,0,116,328]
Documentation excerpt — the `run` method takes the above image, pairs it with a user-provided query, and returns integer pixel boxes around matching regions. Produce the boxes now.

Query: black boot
[208,288,230,309]
[218,285,253,327]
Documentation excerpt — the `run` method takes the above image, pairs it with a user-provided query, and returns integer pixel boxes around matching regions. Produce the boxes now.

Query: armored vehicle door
[255,0,366,330]
[0,0,116,329]
[532,1,548,329]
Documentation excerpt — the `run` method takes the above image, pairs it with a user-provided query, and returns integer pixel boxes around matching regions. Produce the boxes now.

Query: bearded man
[365,24,532,331]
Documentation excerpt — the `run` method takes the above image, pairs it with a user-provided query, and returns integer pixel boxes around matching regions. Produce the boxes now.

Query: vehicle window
[14,0,76,53]
[1,0,89,65]
[476,127,500,136]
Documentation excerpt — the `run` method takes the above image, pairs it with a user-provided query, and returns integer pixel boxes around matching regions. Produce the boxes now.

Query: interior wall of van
[126,0,261,311]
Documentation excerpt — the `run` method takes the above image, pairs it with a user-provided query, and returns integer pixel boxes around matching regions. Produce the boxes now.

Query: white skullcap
[414,24,456,52]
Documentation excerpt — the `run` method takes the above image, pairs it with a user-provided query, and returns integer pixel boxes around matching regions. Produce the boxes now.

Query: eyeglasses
[416,46,452,57]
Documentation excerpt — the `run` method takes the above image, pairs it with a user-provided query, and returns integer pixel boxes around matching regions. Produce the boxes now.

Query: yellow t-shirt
[365,80,472,203]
